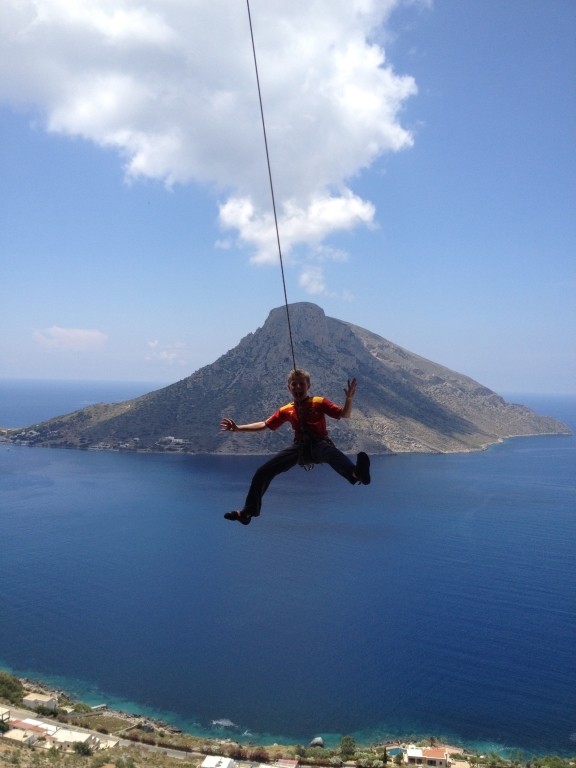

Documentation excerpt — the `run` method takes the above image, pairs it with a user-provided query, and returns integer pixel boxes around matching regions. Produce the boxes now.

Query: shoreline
[0,428,572,457]
[2,672,572,759]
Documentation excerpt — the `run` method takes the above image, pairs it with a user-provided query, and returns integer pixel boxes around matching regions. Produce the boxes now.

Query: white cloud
[145,350,185,365]
[297,265,354,300]
[313,245,349,263]
[145,340,186,365]
[33,326,107,351]
[299,266,329,296]
[0,0,417,287]
[219,191,375,265]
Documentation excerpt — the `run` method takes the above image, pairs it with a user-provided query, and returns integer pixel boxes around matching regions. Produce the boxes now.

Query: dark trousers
[242,439,357,517]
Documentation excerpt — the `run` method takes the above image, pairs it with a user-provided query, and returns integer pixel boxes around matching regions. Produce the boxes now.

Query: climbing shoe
[355,452,371,485]
[224,510,252,525]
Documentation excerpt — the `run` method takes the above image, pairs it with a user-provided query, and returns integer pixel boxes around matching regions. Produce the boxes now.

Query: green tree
[0,671,24,704]
[430,738,437,748]
[73,742,93,756]
[540,758,566,768]
[383,749,388,765]
[309,748,330,760]
[34,705,55,717]
[228,748,247,761]
[340,737,357,760]
[394,754,403,766]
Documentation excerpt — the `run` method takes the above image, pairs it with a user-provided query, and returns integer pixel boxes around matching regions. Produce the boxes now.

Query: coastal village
[0,674,573,768]
[0,430,191,454]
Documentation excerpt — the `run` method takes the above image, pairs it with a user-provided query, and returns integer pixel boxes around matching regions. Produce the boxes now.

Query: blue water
[0,379,167,428]
[0,382,575,756]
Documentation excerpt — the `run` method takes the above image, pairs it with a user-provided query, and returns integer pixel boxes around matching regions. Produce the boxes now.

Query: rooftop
[8,720,45,733]
[51,729,92,743]
[201,757,234,768]
[422,750,448,759]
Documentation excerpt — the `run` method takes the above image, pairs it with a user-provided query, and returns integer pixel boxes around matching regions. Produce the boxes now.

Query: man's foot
[224,510,252,525]
[355,452,371,485]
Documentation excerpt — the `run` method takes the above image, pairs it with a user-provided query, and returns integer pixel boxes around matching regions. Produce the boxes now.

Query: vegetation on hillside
[0,744,200,768]
[0,672,23,705]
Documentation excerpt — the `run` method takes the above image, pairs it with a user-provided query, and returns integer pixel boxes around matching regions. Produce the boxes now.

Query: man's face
[288,376,311,402]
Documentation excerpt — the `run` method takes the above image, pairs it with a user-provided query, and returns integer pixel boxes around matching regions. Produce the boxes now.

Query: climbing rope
[246,1,320,471]
[245,0,297,372]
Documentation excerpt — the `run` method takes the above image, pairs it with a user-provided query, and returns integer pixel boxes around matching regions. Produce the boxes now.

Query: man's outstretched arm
[220,418,268,433]
[340,378,357,419]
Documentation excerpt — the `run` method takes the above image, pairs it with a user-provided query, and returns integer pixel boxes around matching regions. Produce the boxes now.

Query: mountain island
[5,303,570,454]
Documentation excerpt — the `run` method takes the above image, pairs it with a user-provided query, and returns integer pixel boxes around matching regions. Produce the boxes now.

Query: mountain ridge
[4,302,571,454]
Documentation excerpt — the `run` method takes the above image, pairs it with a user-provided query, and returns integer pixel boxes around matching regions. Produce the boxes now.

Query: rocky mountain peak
[9,303,571,455]
[263,302,334,355]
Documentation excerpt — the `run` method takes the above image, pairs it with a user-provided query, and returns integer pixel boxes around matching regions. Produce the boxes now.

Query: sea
[1,379,575,756]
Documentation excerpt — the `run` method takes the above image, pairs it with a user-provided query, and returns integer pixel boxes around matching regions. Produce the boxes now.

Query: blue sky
[0,0,574,393]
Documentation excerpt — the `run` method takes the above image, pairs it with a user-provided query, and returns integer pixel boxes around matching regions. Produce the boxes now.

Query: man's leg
[225,444,300,523]
[310,441,371,485]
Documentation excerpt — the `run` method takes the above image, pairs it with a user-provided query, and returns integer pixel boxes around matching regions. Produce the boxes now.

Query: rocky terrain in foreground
[2,303,570,454]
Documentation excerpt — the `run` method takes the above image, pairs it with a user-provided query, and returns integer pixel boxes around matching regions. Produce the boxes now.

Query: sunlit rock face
[16,302,571,454]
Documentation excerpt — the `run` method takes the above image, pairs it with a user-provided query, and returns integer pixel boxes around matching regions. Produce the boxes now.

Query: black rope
[245,0,297,372]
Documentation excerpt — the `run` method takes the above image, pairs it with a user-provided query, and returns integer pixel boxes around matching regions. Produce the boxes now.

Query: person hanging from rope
[220,368,371,525]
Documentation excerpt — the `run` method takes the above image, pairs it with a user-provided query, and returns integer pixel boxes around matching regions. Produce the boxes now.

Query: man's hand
[344,377,357,400]
[220,418,268,433]
[341,378,357,419]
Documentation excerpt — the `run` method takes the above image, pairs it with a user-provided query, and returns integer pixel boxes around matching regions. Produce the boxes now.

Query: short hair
[287,368,311,384]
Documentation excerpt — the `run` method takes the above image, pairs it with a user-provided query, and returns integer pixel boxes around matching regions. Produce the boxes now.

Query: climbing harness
[295,404,315,471]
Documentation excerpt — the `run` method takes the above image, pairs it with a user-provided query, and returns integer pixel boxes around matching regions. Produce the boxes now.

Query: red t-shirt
[265,396,342,440]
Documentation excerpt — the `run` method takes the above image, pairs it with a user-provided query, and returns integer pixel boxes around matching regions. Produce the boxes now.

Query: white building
[0,707,9,722]
[97,736,120,750]
[2,728,37,745]
[22,693,58,711]
[201,757,234,768]
[50,729,99,750]
[406,748,449,768]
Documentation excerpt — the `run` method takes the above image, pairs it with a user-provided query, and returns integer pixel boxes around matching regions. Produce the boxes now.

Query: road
[2,705,204,760]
